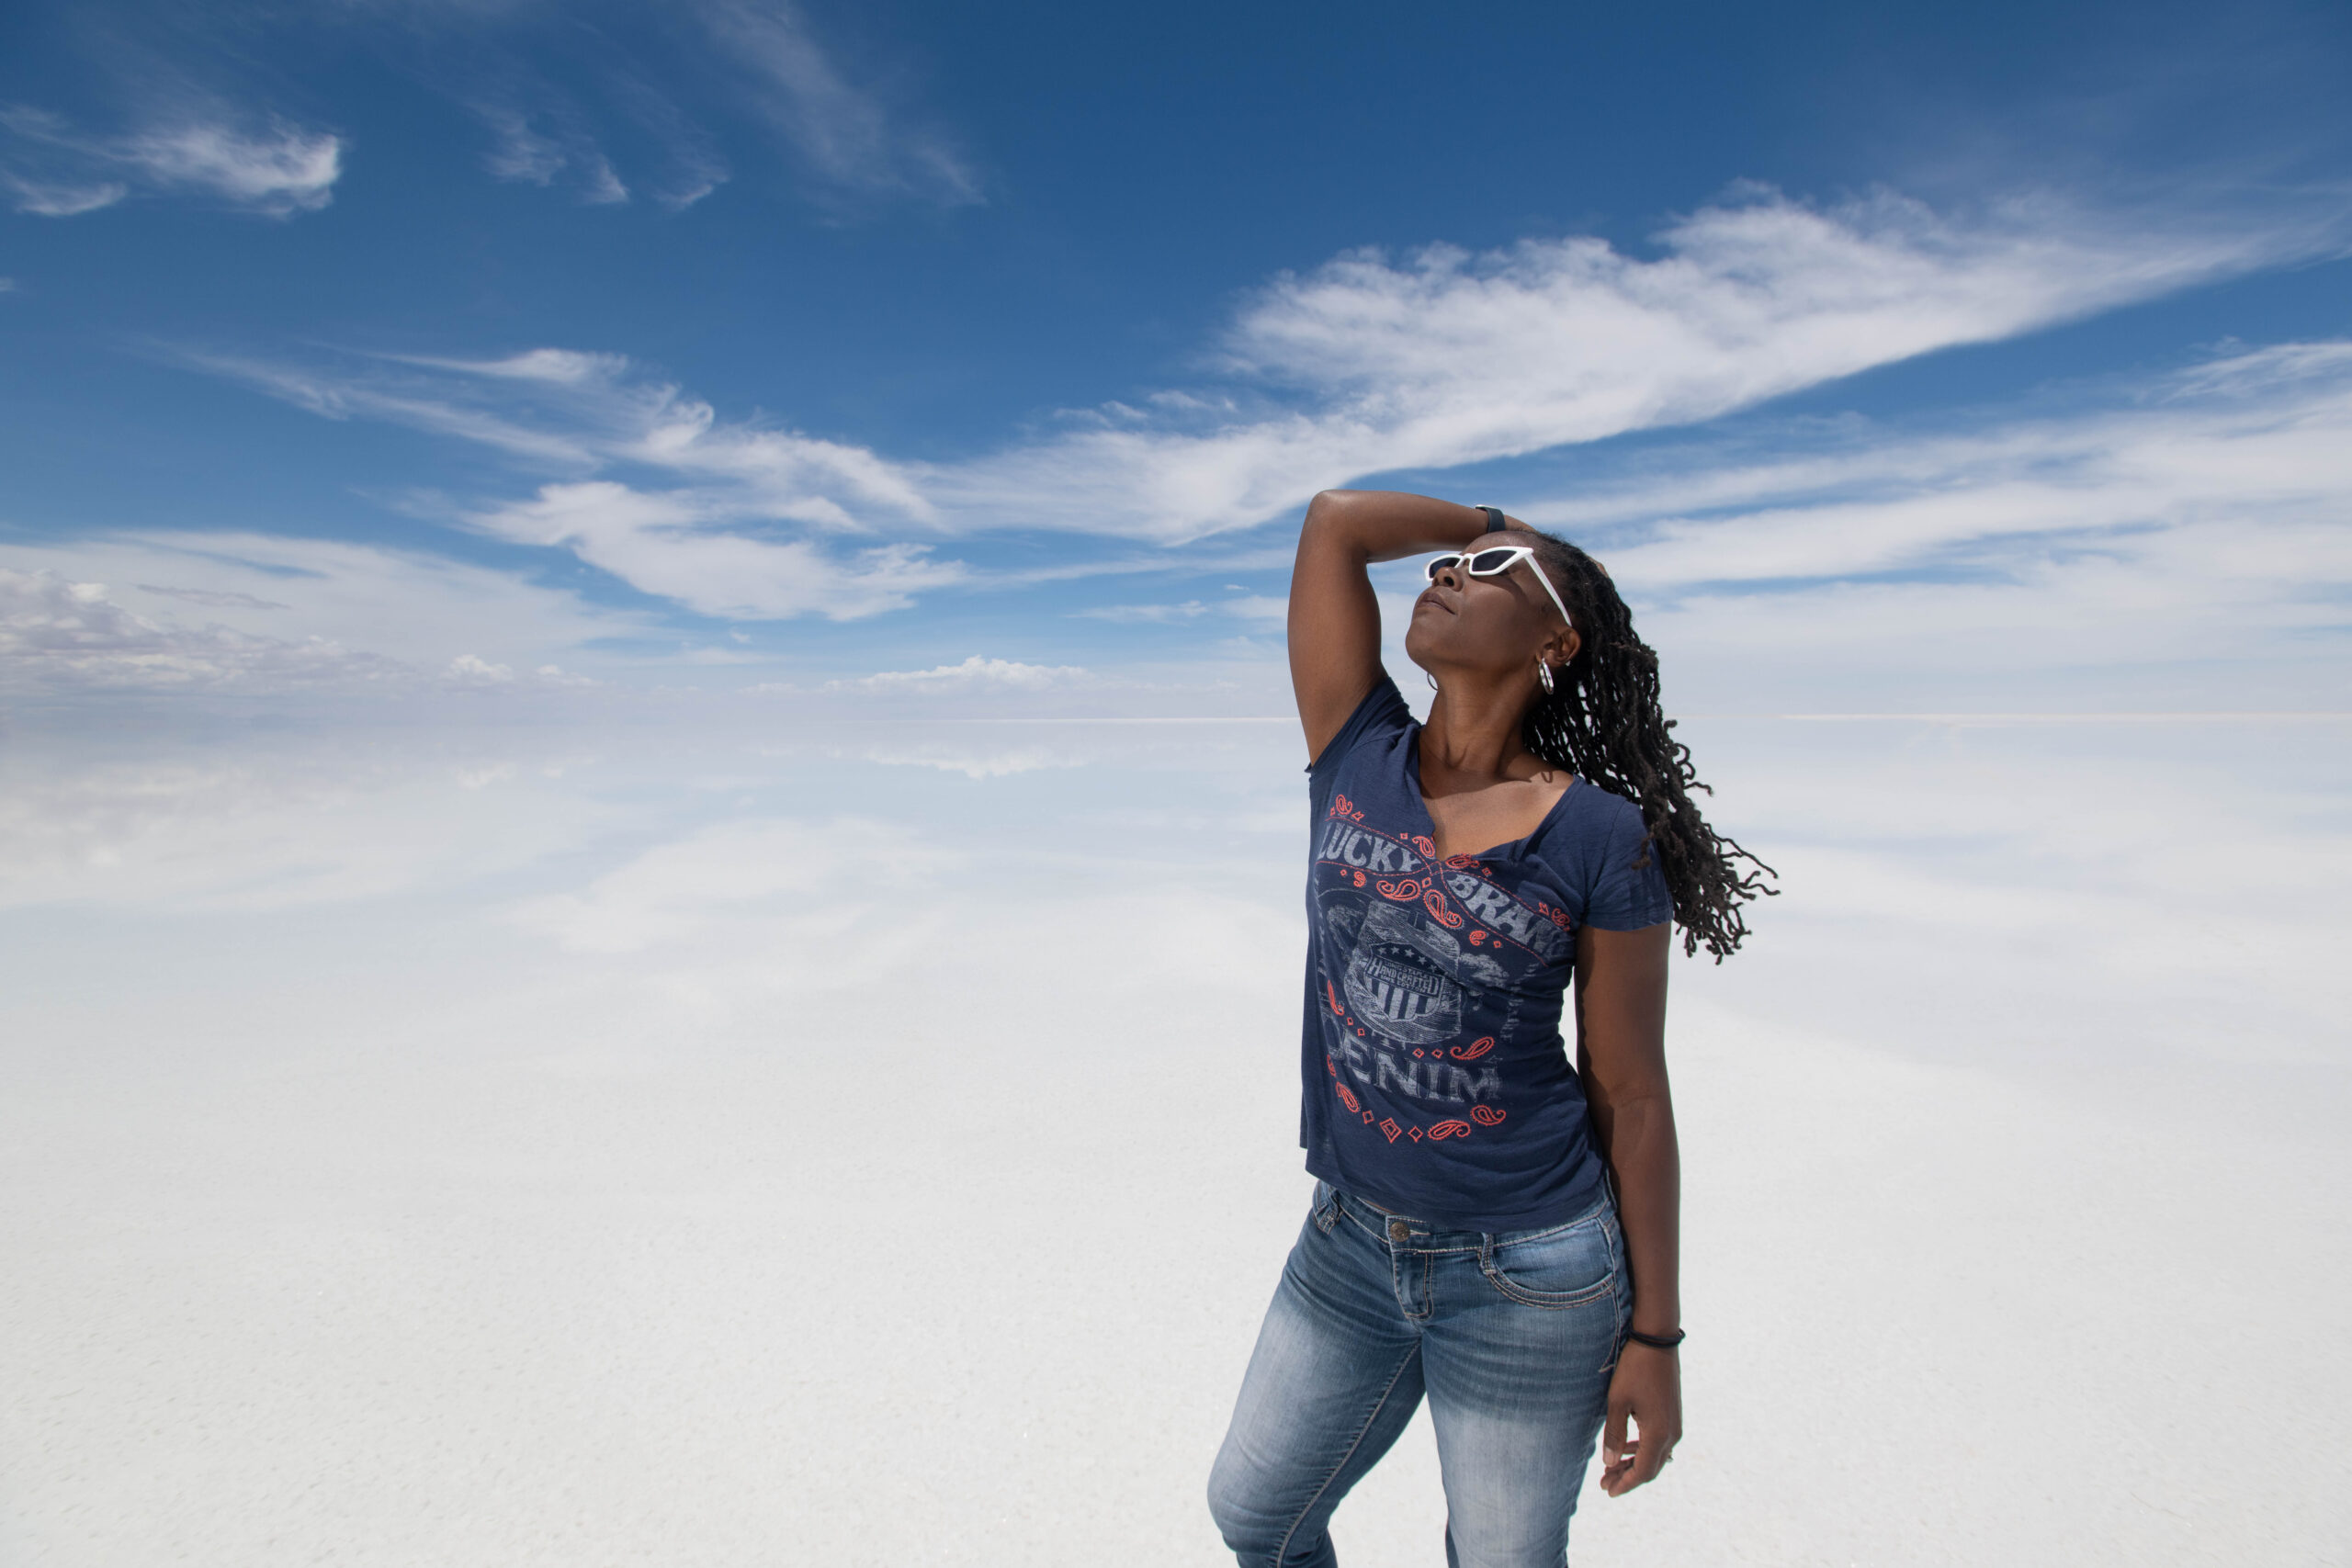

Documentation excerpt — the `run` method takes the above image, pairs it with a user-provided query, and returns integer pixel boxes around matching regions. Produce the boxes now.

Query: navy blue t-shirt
[1300,673,1674,1231]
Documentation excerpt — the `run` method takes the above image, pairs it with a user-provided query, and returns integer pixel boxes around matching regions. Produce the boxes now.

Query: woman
[1206,491,1771,1568]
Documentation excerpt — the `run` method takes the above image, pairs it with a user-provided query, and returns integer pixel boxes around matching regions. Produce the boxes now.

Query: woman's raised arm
[1288,489,1495,761]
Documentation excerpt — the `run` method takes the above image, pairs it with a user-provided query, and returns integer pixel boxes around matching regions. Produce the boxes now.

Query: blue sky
[3,0,2349,711]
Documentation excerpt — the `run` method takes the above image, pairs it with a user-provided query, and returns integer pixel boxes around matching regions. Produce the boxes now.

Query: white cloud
[444,653,516,684]
[0,534,663,693]
[1,107,342,218]
[469,481,964,620]
[2,175,128,216]
[134,583,290,611]
[831,654,1089,692]
[0,567,405,690]
[171,189,2350,651]
[1074,601,1212,624]
[477,106,565,184]
[1075,594,1287,625]
[183,347,956,621]
[201,190,2346,569]
[473,102,632,205]
[411,348,631,385]
[183,351,604,466]
[1497,341,2352,708]
[934,190,2346,539]
[123,121,343,214]
[693,0,980,208]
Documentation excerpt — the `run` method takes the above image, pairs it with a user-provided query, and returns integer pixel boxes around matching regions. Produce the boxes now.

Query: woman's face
[1404,533,1579,682]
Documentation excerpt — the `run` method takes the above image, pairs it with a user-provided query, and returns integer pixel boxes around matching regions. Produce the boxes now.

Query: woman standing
[1207,491,1771,1568]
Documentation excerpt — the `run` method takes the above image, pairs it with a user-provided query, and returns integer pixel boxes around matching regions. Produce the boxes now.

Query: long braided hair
[1521,530,1776,960]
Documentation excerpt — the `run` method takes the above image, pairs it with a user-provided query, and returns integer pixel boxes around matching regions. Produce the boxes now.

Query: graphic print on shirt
[1314,799,1583,1150]
[1334,897,1497,1043]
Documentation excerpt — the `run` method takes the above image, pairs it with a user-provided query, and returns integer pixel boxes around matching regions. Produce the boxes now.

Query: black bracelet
[1625,1327,1685,1349]
[1476,504,1509,533]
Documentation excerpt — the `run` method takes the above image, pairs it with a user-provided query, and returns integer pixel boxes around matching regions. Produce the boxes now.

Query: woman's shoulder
[1307,670,1417,777]
[1536,778,1672,928]
[1532,777,1651,870]
[1558,776,1645,834]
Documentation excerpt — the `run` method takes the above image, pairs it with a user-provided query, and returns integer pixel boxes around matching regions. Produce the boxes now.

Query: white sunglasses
[1423,547,1575,630]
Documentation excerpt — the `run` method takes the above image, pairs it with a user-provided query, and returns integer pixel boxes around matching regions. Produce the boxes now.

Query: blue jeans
[1207,1180,1629,1568]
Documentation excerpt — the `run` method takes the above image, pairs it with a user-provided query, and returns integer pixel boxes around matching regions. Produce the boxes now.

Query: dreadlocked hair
[1520,529,1777,960]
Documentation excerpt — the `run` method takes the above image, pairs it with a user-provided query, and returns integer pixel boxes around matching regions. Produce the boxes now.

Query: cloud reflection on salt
[0,710,2345,1564]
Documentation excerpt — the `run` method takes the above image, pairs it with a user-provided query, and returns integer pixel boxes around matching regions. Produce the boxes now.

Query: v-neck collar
[1405,726,1577,864]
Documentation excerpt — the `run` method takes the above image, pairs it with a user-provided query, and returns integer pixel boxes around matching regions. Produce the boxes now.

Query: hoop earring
[1427,671,1440,692]
[1536,661,1555,695]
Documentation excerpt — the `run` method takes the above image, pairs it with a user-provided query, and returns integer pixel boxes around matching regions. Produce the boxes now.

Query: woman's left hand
[1599,1342,1681,1496]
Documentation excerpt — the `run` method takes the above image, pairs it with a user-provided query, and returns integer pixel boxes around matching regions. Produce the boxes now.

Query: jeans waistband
[1319,1179,1614,1254]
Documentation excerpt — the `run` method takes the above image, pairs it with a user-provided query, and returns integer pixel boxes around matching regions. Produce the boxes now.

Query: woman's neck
[1420,682,1542,788]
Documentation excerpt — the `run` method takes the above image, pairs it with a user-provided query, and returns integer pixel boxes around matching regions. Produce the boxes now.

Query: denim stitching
[1599,1216,1632,1372]
[1479,1263,1615,1311]
[1476,1214,1619,1310]
[1270,1344,1423,1568]
[1390,1246,1435,1323]
[1339,1197,1611,1256]
[1340,1205,1485,1255]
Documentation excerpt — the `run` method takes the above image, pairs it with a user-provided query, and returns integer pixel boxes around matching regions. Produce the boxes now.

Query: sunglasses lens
[1425,555,1460,581]
[1467,548,1520,574]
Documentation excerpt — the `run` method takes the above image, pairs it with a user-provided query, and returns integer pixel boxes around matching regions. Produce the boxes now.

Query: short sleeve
[1583,798,1675,931]
[1306,672,1413,817]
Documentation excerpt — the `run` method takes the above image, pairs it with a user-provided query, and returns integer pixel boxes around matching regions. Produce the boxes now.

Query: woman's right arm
[1289,490,1495,761]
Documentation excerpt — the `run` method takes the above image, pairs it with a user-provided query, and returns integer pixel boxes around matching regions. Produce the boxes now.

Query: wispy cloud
[182,189,2350,639]
[135,584,291,611]
[693,0,980,208]
[0,534,662,694]
[1511,341,2352,707]
[183,345,956,619]
[1075,593,1286,625]
[0,568,404,689]
[936,189,2349,539]
[468,481,964,620]
[471,98,634,204]
[392,0,941,213]
[0,107,343,218]
[830,655,1090,692]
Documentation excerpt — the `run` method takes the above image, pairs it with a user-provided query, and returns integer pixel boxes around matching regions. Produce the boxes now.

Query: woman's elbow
[1300,488,1361,539]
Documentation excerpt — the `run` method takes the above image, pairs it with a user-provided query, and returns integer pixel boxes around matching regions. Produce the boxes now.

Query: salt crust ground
[1,716,2346,1566]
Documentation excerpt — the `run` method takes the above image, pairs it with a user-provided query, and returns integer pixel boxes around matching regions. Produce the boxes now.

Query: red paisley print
[1470,1104,1507,1126]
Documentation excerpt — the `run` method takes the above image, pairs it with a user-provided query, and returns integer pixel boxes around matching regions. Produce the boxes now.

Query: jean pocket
[1479,1212,1620,1310]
